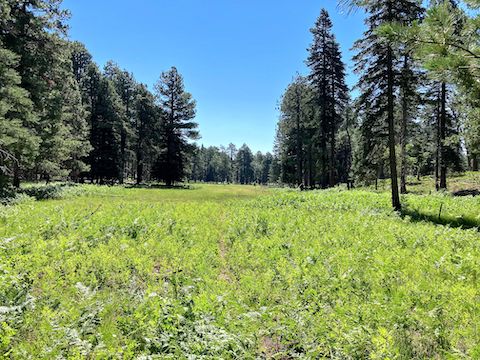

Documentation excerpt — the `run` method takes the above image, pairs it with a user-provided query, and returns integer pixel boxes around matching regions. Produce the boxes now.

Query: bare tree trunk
[387,43,401,210]
[439,82,447,190]
[13,159,20,188]
[435,91,440,190]
[399,56,409,194]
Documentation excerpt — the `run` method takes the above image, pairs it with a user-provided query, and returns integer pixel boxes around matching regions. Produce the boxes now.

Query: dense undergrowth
[0,181,479,358]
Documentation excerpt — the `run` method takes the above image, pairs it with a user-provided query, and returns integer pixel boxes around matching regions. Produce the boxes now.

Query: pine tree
[352,0,423,209]
[307,9,349,188]
[276,76,312,185]
[89,76,125,183]
[153,67,198,186]
[0,43,38,188]
[134,84,159,184]
[104,61,137,182]
[236,144,254,184]
[0,0,85,185]
[35,38,92,183]
[227,143,237,183]
[399,54,422,193]
[71,41,93,86]
[412,0,472,188]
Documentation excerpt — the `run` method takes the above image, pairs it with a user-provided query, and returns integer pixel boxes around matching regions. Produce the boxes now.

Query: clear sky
[63,0,366,153]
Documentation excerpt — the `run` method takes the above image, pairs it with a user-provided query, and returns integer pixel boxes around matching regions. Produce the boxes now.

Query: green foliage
[1,182,479,357]
[19,183,76,200]
[276,75,314,185]
[153,67,198,186]
[89,76,125,182]
[236,144,254,184]
[276,9,350,188]
[0,43,38,185]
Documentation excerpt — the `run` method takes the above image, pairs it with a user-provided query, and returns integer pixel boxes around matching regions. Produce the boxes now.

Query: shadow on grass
[401,207,480,231]
[124,184,194,190]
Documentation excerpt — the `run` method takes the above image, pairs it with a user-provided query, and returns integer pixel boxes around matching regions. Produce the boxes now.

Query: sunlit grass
[0,180,479,358]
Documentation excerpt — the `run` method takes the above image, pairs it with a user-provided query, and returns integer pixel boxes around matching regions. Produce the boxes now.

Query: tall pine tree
[307,9,349,188]
[352,0,423,209]
[153,67,198,186]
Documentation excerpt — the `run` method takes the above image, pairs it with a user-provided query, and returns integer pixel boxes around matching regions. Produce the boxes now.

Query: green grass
[365,171,480,195]
[1,182,479,358]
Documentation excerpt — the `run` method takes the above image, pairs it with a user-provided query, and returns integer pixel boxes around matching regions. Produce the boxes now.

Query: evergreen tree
[412,1,471,188]
[134,84,159,184]
[352,0,423,209]
[35,38,91,183]
[276,76,312,185]
[252,151,265,184]
[307,9,349,188]
[236,144,254,184]
[153,67,198,186]
[104,61,137,182]
[71,41,93,87]
[226,143,237,183]
[89,76,125,183]
[0,43,38,188]
[0,0,88,185]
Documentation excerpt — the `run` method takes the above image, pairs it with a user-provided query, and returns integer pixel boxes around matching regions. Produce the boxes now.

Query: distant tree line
[0,0,280,190]
[0,0,199,188]
[276,2,480,209]
[190,144,276,184]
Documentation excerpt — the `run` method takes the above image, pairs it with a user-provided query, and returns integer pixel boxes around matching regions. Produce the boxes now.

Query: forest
[0,0,479,358]
[1,1,479,211]
[0,0,276,192]
[1,1,479,208]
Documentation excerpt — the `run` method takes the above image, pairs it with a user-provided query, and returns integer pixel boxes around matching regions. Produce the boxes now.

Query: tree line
[276,1,480,209]
[190,144,277,184]
[0,0,279,190]
[1,0,479,207]
[0,0,196,188]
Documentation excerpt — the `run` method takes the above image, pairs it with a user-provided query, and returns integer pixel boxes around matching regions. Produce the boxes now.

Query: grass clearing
[1,182,479,358]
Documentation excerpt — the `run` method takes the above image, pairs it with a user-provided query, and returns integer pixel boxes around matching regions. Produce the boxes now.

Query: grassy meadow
[1,179,479,358]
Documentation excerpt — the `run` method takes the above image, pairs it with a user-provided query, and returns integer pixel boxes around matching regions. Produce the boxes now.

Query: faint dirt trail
[217,210,233,283]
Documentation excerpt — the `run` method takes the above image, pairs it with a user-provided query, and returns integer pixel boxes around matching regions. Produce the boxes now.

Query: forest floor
[1,174,479,358]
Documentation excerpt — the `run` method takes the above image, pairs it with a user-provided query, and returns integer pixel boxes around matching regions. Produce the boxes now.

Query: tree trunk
[13,159,20,188]
[387,43,401,210]
[472,156,479,171]
[320,30,328,189]
[435,92,440,190]
[439,82,447,190]
[306,142,313,188]
[329,133,335,188]
[295,87,303,186]
[329,70,336,188]
[119,127,126,184]
[136,149,143,185]
[399,56,409,194]
[345,109,353,183]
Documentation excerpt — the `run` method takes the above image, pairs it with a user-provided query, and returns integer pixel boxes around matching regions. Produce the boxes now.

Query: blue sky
[63,0,366,153]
